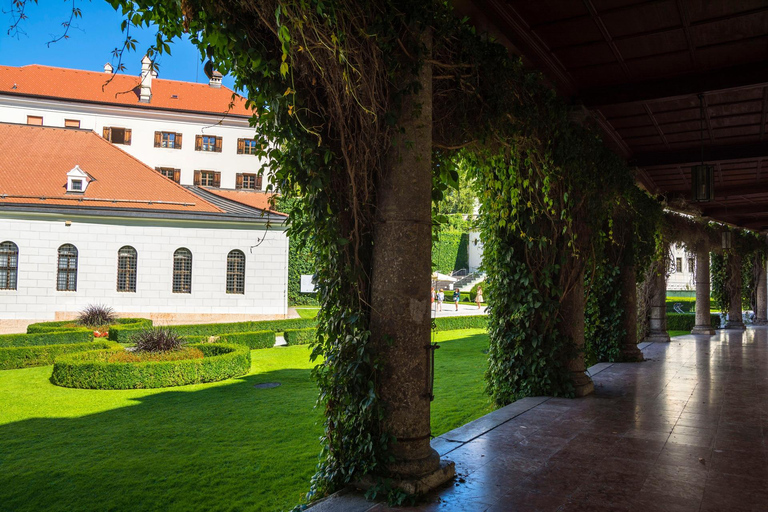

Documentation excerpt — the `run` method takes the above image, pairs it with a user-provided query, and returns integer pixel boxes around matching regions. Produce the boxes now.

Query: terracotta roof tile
[0,64,253,117]
[0,123,223,213]
[203,188,287,217]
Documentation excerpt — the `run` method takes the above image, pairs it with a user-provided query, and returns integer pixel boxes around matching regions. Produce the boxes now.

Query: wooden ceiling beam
[632,142,768,167]
[579,63,768,107]
[701,203,768,217]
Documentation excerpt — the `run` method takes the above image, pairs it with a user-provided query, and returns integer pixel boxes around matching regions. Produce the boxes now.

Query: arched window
[0,241,19,290]
[226,250,246,294]
[117,246,137,292]
[173,248,192,293]
[57,244,78,291]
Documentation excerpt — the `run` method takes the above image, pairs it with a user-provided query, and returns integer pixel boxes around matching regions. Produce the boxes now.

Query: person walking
[453,288,461,311]
[437,289,444,312]
[431,286,436,313]
[475,286,484,309]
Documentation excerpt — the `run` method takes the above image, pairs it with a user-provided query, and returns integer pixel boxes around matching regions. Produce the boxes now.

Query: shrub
[51,343,251,389]
[0,340,117,370]
[666,313,720,331]
[219,331,276,349]
[77,304,117,328]
[665,298,696,314]
[132,327,186,353]
[0,329,93,348]
[28,318,152,334]
[108,318,315,342]
[107,347,204,363]
[283,328,316,346]
[433,315,487,331]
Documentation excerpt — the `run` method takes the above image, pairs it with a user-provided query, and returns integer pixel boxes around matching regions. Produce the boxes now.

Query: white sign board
[300,275,317,293]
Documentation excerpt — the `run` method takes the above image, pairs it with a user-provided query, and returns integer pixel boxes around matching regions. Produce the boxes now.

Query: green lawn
[668,330,689,337]
[294,307,320,319]
[0,328,490,512]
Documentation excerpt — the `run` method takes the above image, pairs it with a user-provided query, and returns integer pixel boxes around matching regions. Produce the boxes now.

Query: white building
[0,59,268,191]
[0,123,288,325]
[667,243,696,293]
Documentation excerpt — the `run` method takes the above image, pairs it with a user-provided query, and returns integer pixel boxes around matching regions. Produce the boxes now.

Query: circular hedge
[51,343,251,389]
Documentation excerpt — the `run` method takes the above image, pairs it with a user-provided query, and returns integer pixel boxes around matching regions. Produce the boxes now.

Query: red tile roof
[0,64,253,117]
[0,123,223,213]
[203,188,287,217]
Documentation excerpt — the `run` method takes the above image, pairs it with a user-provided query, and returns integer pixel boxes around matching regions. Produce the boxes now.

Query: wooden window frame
[26,115,43,126]
[235,173,262,190]
[0,241,19,291]
[56,244,78,292]
[194,170,221,187]
[172,248,192,294]
[155,131,183,149]
[103,127,132,145]
[226,250,246,294]
[155,167,181,183]
[196,135,223,152]
[237,138,258,155]
[675,257,683,273]
[117,246,138,292]
[64,119,80,129]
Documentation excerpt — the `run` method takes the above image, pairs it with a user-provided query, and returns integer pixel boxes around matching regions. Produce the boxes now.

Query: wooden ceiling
[462,0,768,230]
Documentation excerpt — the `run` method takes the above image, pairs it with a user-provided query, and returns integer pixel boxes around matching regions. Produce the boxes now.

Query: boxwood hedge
[283,328,316,346]
[109,318,315,342]
[0,339,113,370]
[433,315,487,331]
[27,318,152,334]
[184,331,276,349]
[666,312,720,331]
[0,329,94,348]
[51,343,251,389]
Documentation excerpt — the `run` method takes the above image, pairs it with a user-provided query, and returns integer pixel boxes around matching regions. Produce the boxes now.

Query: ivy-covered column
[368,32,454,492]
[645,262,670,343]
[692,244,716,335]
[618,261,644,361]
[562,268,594,396]
[755,256,768,325]
[725,253,746,329]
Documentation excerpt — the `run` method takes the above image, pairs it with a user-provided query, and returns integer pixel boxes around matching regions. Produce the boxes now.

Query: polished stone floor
[351,328,768,511]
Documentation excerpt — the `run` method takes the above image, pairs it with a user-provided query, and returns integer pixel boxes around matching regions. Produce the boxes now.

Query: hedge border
[0,340,115,370]
[185,331,276,350]
[51,343,251,389]
[27,318,152,334]
[0,329,94,348]
[284,328,316,346]
[110,318,315,342]
[666,312,720,331]
[433,315,487,331]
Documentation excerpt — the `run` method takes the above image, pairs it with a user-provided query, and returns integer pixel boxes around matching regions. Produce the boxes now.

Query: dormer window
[66,165,90,193]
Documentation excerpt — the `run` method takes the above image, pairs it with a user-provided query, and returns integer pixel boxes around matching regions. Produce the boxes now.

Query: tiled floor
[363,328,768,511]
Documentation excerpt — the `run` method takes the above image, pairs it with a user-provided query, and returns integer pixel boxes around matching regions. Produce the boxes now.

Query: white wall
[667,244,695,292]
[0,214,288,320]
[0,96,269,190]
[468,231,484,273]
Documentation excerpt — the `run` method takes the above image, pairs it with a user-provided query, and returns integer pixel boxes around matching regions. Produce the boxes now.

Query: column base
[724,321,746,330]
[360,459,455,496]
[752,319,768,326]
[570,371,594,397]
[620,345,644,362]
[643,331,670,343]
[691,325,716,335]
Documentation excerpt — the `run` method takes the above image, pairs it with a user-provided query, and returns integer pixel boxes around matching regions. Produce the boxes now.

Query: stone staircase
[452,271,485,291]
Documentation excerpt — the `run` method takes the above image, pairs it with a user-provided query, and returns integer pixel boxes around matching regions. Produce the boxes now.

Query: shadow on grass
[0,369,322,512]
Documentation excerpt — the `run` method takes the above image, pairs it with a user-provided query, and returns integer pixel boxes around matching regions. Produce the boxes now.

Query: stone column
[368,30,454,493]
[645,264,670,342]
[562,269,594,397]
[725,253,746,329]
[692,244,716,335]
[619,261,644,361]
[754,257,768,325]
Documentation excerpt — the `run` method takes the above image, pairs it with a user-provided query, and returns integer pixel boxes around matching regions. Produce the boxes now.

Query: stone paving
[316,327,768,511]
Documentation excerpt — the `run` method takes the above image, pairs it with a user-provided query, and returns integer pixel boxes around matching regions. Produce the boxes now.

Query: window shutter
[213,172,221,188]
[154,131,161,147]
[175,133,183,149]
[235,173,243,189]
[215,137,223,153]
[103,127,111,140]
[173,169,181,183]
[237,139,245,154]
[256,174,263,191]
[193,170,201,186]
[124,129,132,145]
[195,135,202,151]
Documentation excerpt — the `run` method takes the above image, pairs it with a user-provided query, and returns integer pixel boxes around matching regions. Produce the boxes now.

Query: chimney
[209,70,222,88]
[139,55,153,103]
[104,62,113,74]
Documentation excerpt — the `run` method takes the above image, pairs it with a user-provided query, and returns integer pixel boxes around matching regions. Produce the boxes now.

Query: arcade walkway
[320,328,768,511]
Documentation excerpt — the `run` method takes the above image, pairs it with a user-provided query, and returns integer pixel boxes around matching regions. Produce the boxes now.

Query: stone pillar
[692,244,716,335]
[619,261,644,361]
[725,253,746,329]
[754,257,768,325]
[645,264,670,342]
[562,269,594,397]
[368,30,454,493]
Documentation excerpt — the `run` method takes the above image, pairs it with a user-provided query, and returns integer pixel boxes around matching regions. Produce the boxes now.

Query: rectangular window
[155,167,181,183]
[103,127,132,145]
[64,119,80,129]
[688,258,695,273]
[155,131,182,149]
[676,257,683,273]
[236,173,263,190]
[237,138,259,155]
[200,171,218,187]
[71,180,83,191]
[196,135,222,152]
[27,115,43,125]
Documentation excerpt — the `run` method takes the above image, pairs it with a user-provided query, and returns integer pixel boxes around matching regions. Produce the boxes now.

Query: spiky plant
[76,304,117,328]
[132,327,186,353]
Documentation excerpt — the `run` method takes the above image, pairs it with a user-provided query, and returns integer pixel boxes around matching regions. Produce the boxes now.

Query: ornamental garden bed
[51,342,251,389]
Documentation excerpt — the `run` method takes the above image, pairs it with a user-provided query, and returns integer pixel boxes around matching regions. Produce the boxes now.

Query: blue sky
[0,1,236,89]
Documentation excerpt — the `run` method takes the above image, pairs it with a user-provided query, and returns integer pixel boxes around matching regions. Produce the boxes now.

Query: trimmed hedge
[284,328,316,346]
[51,343,251,389]
[27,318,152,334]
[0,329,94,348]
[0,340,114,370]
[433,315,487,331]
[665,298,696,314]
[184,331,277,349]
[109,318,315,342]
[666,313,720,331]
